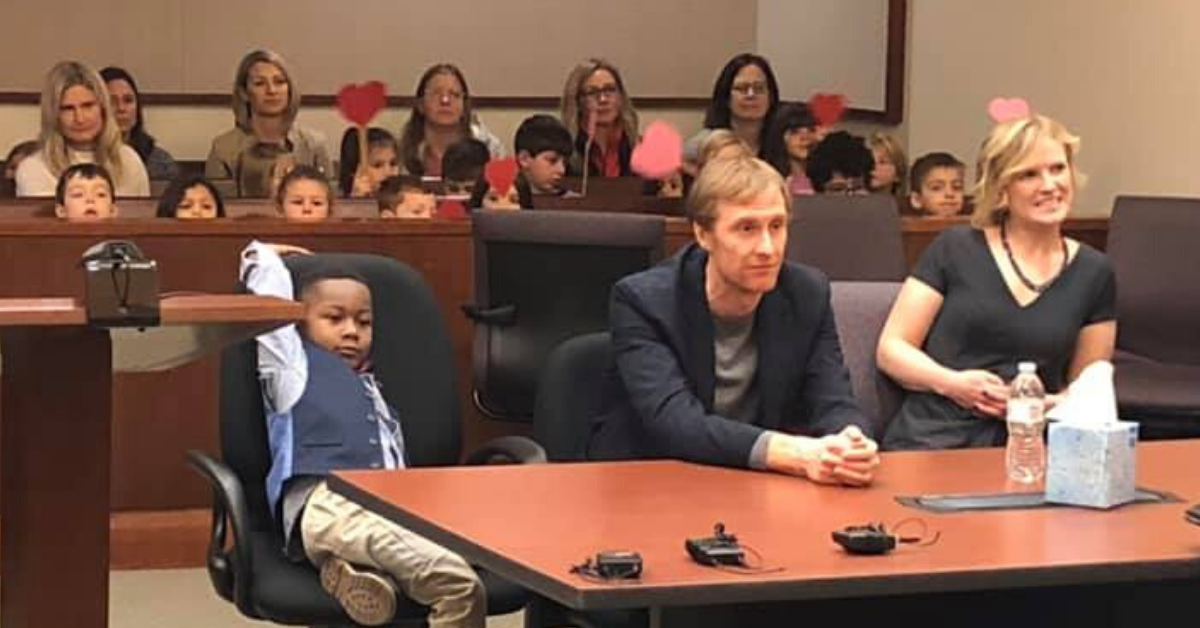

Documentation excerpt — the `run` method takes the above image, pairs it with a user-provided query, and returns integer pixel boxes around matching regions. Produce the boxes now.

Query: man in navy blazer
[591,156,880,485]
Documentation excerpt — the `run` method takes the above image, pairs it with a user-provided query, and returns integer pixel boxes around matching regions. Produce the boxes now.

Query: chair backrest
[829,281,905,436]
[788,194,907,281]
[1108,196,1200,365]
[219,253,461,527]
[533,332,613,461]
[470,210,664,421]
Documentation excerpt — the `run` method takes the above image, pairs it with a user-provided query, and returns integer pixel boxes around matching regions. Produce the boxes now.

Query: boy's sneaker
[319,557,398,626]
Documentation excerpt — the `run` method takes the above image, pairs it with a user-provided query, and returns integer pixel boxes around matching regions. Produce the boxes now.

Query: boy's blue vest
[291,340,391,474]
[266,341,401,516]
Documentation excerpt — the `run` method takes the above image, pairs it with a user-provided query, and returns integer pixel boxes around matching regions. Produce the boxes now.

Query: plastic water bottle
[1006,361,1046,483]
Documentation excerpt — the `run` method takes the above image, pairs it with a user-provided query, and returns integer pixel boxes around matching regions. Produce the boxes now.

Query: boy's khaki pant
[301,482,486,628]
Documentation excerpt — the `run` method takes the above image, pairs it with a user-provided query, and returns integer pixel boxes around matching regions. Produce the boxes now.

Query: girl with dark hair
[684,54,781,167]
[275,165,333,222]
[156,175,226,219]
[100,67,179,181]
[397,63,505,176]
[338,127,400,197]
[762,102,820,195]
[467,173,533,210]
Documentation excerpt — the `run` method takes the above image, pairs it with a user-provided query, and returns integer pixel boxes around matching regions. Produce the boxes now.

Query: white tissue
[1045,360,1118,425]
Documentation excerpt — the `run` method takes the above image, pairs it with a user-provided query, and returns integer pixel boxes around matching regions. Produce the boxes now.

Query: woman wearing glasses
[559,58,641,178]
[684,54,781,170]
[397,63,506,177]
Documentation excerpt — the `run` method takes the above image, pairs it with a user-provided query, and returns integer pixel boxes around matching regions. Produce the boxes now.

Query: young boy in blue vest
[240,241,484,628]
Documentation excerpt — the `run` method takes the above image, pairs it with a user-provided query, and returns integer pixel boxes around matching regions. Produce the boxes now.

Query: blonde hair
[868,132,908,195]
[38,61,125,182]
[697,129,752,171]
[971,114,1083,228]
[232,49,301,132]
[559,59,640,143]
[687,155,790,230]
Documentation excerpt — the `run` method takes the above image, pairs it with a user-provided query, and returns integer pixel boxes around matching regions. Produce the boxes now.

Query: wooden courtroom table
[0,295,299,628]
[0,211,1109,569]
[332,440,1200,628]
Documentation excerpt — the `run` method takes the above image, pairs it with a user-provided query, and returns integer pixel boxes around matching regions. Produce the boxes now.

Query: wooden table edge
[329,468,1200,611]
[327,473,594,609]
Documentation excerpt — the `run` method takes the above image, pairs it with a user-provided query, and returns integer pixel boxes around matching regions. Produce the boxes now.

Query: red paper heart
[436,199,467,220]
[485,158,519,195]
[809,93,848,127]
[631,120,683,180]
[987,97,1031,124]
[336,81,387,127]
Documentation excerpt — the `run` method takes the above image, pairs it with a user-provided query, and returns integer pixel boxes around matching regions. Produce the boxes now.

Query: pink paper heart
[630,121,683,180]
[485,157,519,195]
[336,81,387,127]
[809,93,848,126]
[987,97,1030,124]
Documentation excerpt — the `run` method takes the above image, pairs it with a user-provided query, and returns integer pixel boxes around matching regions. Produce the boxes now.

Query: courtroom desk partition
[663,216,1110,265]
[899,216,1110,268]
[0,294,299,628]
[0,217,501,570]
[559,176,650,199]
[533,194,685,216]
[0,197,381,220]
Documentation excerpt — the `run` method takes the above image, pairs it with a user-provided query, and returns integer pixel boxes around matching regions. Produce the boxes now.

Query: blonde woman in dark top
[878,114,1116,450]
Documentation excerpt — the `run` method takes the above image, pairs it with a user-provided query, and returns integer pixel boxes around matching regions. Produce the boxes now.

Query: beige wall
[0,0,756,97]
[0,0,900,164]
[907,0,1200,217]
[759,0,890,111]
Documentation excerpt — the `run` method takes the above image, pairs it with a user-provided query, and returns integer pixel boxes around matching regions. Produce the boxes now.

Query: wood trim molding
[0,509,210,570]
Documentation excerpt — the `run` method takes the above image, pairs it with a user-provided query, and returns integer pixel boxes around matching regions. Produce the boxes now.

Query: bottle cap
[1018,361,1037,373]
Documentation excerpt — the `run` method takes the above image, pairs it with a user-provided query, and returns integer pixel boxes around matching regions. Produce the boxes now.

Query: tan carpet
[97,568,525,628]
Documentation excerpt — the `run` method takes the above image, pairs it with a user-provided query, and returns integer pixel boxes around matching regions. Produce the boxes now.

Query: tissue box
[1045,421,1138,509]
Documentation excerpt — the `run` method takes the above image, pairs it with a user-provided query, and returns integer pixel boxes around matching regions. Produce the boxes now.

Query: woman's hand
[939,369,1009,418]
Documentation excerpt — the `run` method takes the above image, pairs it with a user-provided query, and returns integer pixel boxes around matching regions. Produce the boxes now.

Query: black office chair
[532,332,613,462]
[188,253,544,627]
[788,194,908,281]
[464,210,665,423]
[1107,196,1200,438]
[529,331,647,628]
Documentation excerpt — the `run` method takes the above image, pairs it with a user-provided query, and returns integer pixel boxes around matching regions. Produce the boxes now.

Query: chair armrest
[464,435,547,465]
[185,450,255,613]
[461,304,517,326]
